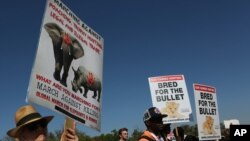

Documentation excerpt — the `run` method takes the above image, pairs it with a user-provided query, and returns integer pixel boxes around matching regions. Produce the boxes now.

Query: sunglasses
[122,132,128,135]
[25,119,48,131]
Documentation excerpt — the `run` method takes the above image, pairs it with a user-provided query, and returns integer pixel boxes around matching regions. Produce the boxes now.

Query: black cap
[143,107,167,122]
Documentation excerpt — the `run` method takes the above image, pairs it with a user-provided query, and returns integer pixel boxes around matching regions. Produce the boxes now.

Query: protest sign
[148,75,192,123]
[27,0,104,131]
[224,119,240,129]
[193,83,221,140]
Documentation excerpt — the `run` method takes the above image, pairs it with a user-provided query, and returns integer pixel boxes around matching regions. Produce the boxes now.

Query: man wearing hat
[138,107,169,141]
[7,105,79,141]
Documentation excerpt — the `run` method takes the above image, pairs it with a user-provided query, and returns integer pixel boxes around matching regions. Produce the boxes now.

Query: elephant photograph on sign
[71,66,102,102]
[44,22,84,87]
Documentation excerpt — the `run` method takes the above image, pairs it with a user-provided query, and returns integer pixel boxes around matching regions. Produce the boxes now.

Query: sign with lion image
[193,83,221,140]
[148,75,192,123]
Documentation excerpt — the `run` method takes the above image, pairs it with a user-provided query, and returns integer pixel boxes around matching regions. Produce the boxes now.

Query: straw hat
[7,105,54,138]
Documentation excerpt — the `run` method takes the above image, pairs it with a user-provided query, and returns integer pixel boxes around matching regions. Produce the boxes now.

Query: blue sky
[1,0,250,139]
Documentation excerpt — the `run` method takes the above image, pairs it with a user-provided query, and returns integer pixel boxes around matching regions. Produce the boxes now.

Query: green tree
[177,124,198,137]
[1,136,15,141]
[76,129,92,141]
[128,129,143,141]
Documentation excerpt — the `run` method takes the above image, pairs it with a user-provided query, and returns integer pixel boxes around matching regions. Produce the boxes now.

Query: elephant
[44,22,84,87]
[71,66,102,102]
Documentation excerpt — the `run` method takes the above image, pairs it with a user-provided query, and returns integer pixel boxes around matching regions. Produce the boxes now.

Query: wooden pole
[65,117,75,129]
[174,123,179,137]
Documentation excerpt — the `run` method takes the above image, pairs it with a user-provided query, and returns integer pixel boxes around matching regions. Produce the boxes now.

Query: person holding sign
[7,105,79,141]
[138,107,169,141]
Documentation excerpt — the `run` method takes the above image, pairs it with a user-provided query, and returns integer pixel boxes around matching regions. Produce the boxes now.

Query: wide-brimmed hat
[7,105,54,138]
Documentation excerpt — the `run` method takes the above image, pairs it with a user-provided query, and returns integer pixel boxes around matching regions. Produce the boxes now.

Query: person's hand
[60,119,79,141]
[62,128,79,141]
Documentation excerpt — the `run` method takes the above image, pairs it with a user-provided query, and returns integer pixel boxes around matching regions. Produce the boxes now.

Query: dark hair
[118,127,128,135]
[184,135,198,141]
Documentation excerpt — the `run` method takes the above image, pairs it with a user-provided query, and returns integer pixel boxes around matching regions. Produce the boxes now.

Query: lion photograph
[202,116,216,135]
[161,101,185,118]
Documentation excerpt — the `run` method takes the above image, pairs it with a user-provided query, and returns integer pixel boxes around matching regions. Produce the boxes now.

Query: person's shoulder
[138,136,155,141]
[142,130,153,136]
[138,138,151,141]
[138,130,155,141]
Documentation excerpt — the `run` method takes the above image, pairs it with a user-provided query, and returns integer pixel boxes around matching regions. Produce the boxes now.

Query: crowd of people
[127,106,225,141]
[7,105,228,141]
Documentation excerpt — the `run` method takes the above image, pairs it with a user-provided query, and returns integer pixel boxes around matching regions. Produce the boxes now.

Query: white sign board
[193,83,221,140]
[148,75,192,123]
[224,119,240,129]
[27,0,104,131]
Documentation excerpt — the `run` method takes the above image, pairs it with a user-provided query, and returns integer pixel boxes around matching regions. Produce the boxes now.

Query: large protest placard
[193,83,221,140]
[27,0,104,131]
[148,75,192,123]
